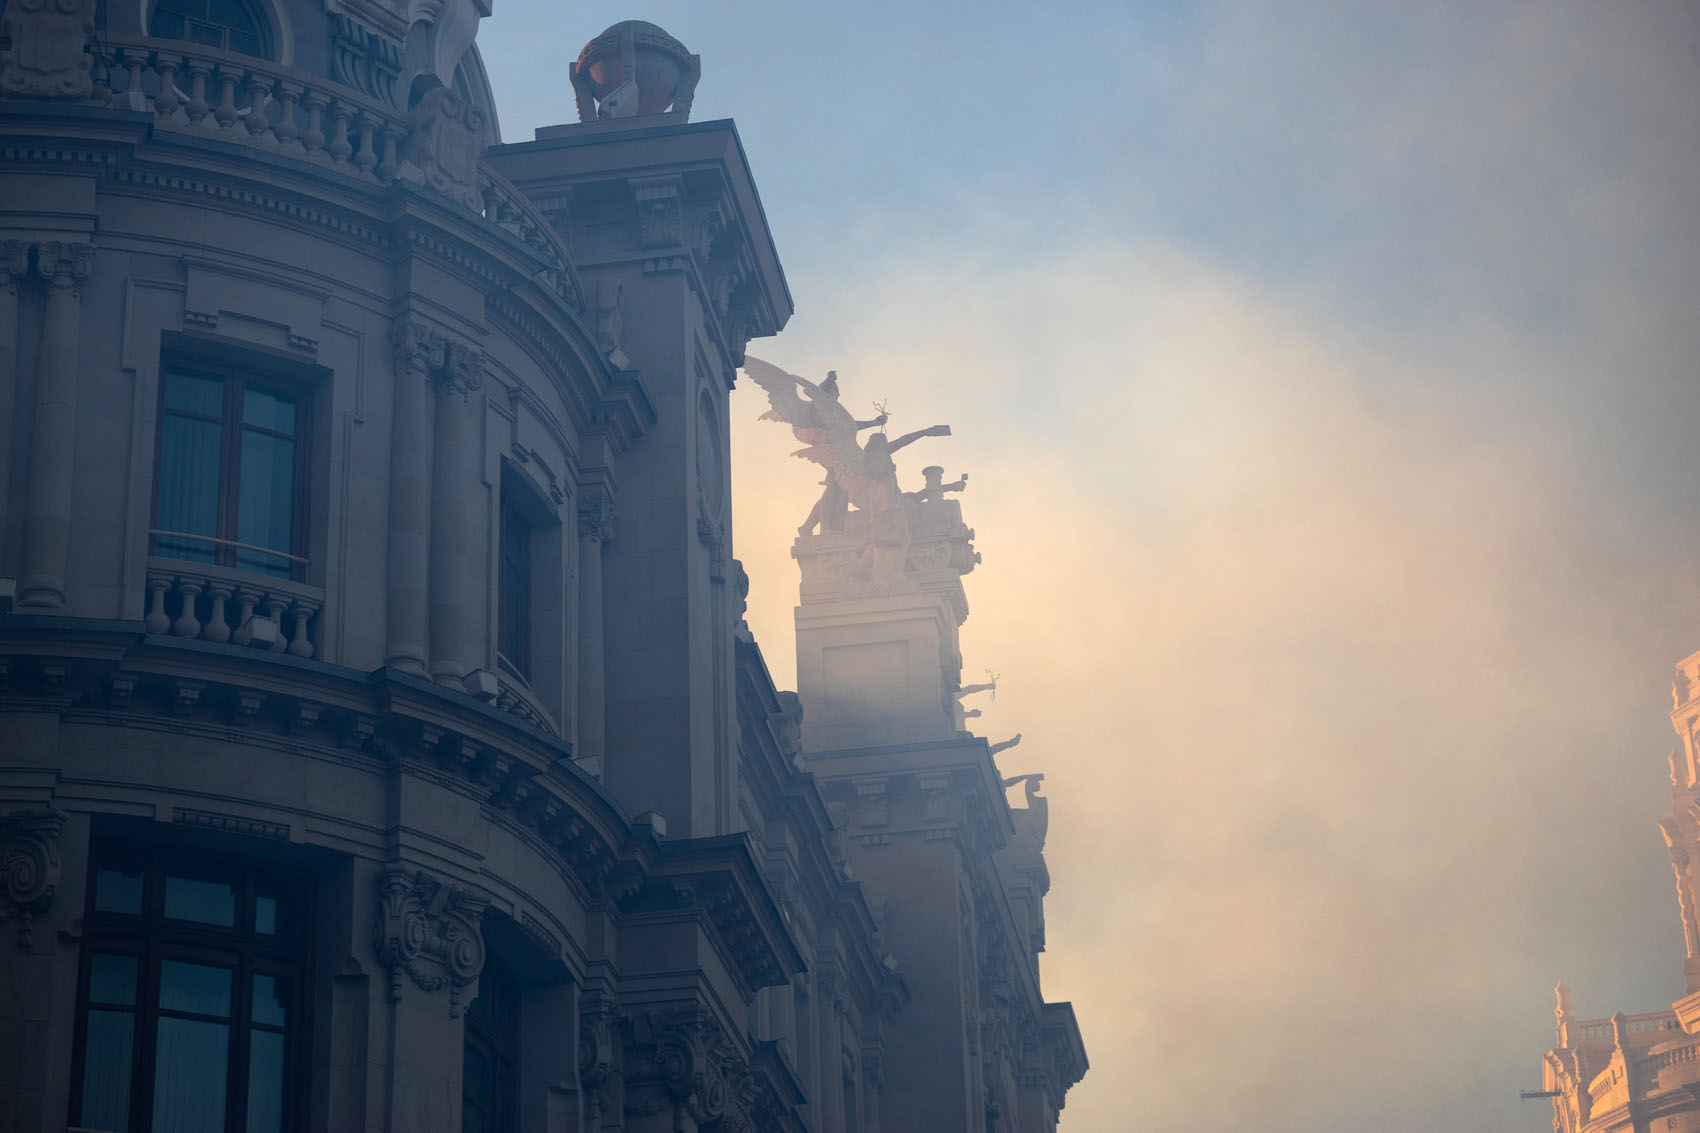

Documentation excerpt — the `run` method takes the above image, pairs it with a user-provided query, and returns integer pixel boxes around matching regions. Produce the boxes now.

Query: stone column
[386,321,438,674]
[0,241,31,570]
[428,342,482,687]
[576,490,612,767]
[18,241,92,610]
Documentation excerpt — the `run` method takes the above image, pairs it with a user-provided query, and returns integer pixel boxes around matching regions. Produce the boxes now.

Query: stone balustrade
[86,37,580,310]
[144,559,323,658]
[95,36,411,183]
[1570,1010,1684,1046]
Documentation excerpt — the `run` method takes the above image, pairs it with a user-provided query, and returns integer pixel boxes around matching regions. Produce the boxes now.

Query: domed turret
[570,20,700,122]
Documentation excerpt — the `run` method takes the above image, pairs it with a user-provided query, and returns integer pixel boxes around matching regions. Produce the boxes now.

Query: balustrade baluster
[374,123,399,181]
[273,81,302,148]
[327,102,354,166]
[286,602,314,657]
[154,54,181,119]
[203,582,232,643]
[244,73,273,137]
[230,588,258,645]
[172,579,203,638]
[144,576,171,635]
[183,58,212,125]
[352,112,378,175]
[299,90,327,157]
[119,52,147,109]
[212,66,241,131]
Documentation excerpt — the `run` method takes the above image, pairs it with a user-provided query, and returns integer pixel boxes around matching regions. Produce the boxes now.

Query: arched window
[149,0,270,59]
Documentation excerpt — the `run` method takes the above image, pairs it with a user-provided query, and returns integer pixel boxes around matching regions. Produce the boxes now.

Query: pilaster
[18,240,92,611]
[428,340,485,686]
[0,240,30,574]
[386,320,437,674]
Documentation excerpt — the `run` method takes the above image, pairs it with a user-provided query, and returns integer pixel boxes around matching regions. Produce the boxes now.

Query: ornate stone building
[0,5,1086,1131]
[1537,646,1700,1133]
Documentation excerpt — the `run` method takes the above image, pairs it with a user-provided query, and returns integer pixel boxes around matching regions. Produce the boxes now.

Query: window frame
[498,490,533,683]
[150,358,313,584]
[461,955,520,1133]
[146,0,273,59]
[69,842,313,1133]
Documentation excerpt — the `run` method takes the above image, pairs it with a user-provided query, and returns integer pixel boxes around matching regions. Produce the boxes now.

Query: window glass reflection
[163,875,236,927]
[89,954,138,1006]
[153,1017,228,1133]
[81,1009,135,1132]
[246,1029,285,1133]
[94,868,143,915]
[158,960,232,1017]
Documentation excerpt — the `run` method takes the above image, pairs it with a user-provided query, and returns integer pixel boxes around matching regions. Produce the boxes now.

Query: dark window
[148,0,270,58]
[152,365,309,581]
[461,958,519,1133]
[71,845,310,1133]
[498,494,532,681]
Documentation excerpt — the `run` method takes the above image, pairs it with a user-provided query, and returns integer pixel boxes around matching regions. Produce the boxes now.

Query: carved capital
[0,0,95,98]
[578,490,614,543]
[372,866,488,1015]
[624,1012,746,1128]
[1,809,67,949]
[391,318,444,378]
[435,340,484,398]
[0,240,30,298]
[36,240,92,298]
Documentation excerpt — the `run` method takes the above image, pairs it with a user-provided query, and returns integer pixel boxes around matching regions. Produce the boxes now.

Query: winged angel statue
[744,356,950,593]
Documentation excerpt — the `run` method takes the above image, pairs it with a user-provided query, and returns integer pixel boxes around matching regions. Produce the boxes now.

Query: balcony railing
[87,36,581,309]
[145,558,323,658]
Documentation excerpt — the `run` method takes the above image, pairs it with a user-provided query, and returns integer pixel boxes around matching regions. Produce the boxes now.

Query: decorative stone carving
[434,339,484,399]
[391,317,446,378]
[0,810,66,949]
[36,239,92,297]
[624,1012,750,1130]
[578,1005,619,1122]
[373,866,488,1015]
[405,85,486,212]
[1,240,30,296]
[745,356,950,594]
[633,178,682,248]
[595,276,628,368]
[578,490,614,544]
[0,0,94,98]
[330,12,405,105]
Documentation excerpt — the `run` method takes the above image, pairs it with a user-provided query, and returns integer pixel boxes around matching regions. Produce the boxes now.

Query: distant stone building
[1538,647,1700,1133]
[0,6,1084,1131]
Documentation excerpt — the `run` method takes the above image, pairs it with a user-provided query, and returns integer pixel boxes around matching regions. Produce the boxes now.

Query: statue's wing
[744,356,874,503]
[742,356,815,431]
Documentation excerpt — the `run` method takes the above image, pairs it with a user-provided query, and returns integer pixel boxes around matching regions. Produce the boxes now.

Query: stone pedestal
[792,497,976,753]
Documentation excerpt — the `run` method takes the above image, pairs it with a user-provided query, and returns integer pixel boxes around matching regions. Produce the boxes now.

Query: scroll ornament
[373,867,488,1015]
[1,810,67,949]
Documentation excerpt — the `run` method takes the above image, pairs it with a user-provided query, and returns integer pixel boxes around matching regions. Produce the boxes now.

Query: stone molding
[0,808,67,949]
[0,0,95,99]
[373,865,489,1015]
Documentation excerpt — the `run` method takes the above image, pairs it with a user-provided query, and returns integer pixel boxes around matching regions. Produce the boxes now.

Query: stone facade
[0,8,1085,1132]
[1537,647,1700,1133]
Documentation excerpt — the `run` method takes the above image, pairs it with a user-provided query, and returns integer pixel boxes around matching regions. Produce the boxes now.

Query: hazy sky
[481,5,1700,1129]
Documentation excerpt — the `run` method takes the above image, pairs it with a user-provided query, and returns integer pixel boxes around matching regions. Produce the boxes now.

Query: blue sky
[482,5,1700,1130]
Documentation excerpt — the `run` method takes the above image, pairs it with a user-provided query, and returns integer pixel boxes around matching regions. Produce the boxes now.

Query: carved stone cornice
[1,809,66,949]
[36,240,92,298]
[373,866,488,1015]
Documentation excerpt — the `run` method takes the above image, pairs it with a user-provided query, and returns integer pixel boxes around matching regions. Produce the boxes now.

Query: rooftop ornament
[570,21,700,122]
